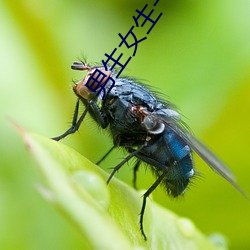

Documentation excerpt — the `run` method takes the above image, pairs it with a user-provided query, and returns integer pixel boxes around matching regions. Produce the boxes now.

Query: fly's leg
[96,146,116,165]
[88,100,107,129]
[52,99,87,141]
[133,160,141,189]
[140,172,166,240]
[107,143,146,184]
[52,99,108,141]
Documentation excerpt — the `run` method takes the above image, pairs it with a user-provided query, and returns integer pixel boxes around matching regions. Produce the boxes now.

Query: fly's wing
[183,132,248,197]
[172,123,247,198]
[151,109,247,198]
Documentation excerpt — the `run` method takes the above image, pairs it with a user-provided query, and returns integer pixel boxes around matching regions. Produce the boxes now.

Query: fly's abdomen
[163,129,194,196]
[137,128,194,197]
[164,153,193,197]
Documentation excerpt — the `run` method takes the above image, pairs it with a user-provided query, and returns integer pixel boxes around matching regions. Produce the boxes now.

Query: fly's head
[71,61,111,101]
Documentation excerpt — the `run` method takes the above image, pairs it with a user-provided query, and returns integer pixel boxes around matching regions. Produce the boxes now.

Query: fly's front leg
[52,99,88,141]
[52,99,108,141]
[88,100,107,129]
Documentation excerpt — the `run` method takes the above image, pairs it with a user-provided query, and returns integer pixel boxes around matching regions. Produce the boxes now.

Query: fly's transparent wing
[170,123,247,198]
[150,110,247,198]
[186,133,236,180]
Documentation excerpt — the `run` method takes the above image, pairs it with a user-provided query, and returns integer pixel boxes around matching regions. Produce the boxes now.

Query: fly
[52,61,247,240]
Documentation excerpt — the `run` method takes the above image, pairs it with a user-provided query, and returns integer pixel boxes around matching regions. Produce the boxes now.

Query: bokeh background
[1,0,250,249]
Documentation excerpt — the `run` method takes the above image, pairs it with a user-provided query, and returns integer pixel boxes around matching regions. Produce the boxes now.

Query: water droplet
[177,217,196,238]
[71,170,110,209]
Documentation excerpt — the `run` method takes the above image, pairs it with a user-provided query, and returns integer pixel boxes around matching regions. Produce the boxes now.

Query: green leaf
[19,128,226,250]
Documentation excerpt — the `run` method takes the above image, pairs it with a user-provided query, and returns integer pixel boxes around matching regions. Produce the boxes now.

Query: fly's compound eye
[85,67,111,88]
[142,116,165,134]
[72,63,112,101]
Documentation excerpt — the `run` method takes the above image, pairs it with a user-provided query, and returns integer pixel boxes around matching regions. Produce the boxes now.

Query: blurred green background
[1,0,250,249]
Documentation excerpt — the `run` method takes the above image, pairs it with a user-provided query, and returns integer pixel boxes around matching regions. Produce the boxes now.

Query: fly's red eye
[72,64,112,101]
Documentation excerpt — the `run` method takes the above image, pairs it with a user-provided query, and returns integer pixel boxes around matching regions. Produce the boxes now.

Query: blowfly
[52,61,246,240]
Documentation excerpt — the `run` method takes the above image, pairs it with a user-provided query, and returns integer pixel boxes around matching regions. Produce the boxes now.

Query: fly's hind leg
[140,172,166,240]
